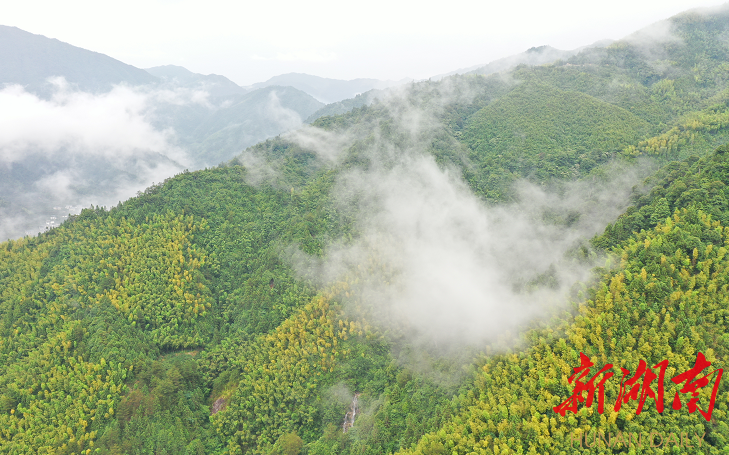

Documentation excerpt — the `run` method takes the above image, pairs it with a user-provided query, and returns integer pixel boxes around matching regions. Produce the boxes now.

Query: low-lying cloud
[0,78,190,164]
[0,78,199,240]
[265,91,304,133]
[286,80,643,352]
[299,155,638,350]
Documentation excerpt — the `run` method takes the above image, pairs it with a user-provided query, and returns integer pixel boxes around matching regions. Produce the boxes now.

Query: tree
[272,432,303,455]
[650,197,671,225]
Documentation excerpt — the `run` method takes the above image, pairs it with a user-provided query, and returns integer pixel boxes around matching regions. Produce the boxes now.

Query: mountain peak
[0,25,157,96]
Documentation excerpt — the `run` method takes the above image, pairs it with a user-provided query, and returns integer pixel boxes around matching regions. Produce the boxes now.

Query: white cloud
[0,78,205,240]
[0,78,188,164]
[264,90,303,131]
[299,155,636,349]
[283,80,643,353]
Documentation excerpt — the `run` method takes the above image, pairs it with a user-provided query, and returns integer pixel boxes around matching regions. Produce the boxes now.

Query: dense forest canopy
[5,5,729,454]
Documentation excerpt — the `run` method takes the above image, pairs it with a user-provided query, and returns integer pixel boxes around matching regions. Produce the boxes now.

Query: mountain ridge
[249,72,411,104]
[0,25,158,96]
[145,64,248,99]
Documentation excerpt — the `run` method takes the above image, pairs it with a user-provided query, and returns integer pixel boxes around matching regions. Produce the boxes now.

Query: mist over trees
[0,27,406,241]
[4,4,729,454]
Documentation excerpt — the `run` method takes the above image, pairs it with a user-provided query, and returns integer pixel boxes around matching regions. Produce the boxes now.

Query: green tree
[272,432,304,455]
[650,197,671,224]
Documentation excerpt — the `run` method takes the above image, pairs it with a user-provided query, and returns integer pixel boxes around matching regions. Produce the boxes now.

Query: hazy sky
[3,0,722,86]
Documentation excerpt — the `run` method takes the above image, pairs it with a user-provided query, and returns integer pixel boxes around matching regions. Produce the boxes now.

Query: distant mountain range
[140,67,327,167]
[145,64,247,99]
[182,85,326,166]
[0,26,404,169]
[0,24,619,241]
[0,25,157,96]
[249,72,410,104]
[0,27,329,238]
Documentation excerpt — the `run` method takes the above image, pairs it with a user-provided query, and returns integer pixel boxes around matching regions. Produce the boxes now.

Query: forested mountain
[4,4,729,455]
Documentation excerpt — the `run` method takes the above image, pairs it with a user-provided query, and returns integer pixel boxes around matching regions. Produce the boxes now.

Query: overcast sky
[3,0,723,86]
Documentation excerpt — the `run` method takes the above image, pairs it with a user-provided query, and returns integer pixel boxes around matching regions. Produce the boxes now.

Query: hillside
[462,82,652,198]
[4,4,729,455]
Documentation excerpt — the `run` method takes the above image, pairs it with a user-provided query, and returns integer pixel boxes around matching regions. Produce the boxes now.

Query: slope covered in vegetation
[462,82,651,196]
[4,5,729,455]
[400,151,729,454]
